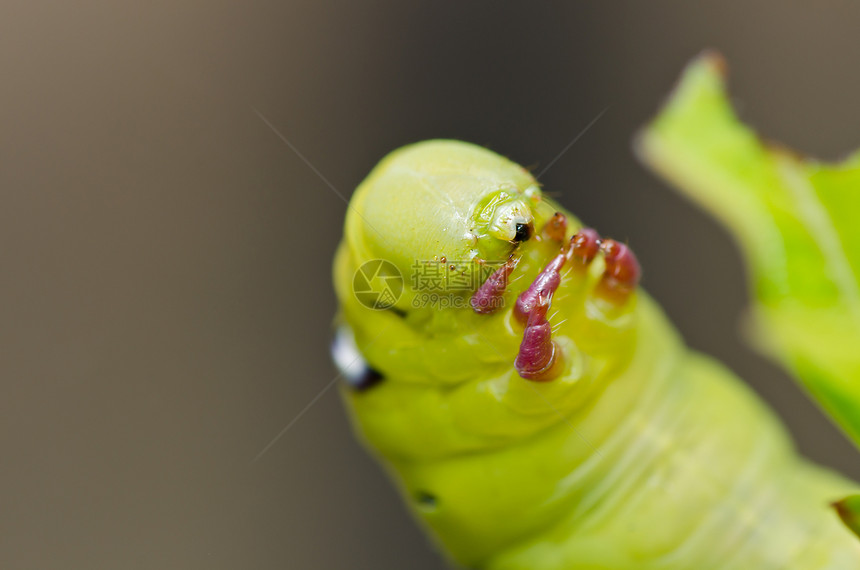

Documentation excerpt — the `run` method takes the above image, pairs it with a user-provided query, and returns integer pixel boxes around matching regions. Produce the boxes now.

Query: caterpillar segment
[332,140,860,569]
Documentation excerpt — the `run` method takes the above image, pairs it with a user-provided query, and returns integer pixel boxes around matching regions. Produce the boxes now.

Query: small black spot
[414,490,438,510]
[514,222,532,242]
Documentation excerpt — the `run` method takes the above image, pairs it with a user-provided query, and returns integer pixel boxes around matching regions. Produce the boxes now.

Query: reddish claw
[514,290,562,381]
[542,212,568,242]
[470,257,517,314]
[514,252,567,323]
[597,239,641,303]
[568,228,601,264]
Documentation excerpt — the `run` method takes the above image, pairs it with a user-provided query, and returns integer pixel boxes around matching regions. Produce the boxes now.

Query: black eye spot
[414,491,438,511]
[514,222,532,242]
[349,365,384,392]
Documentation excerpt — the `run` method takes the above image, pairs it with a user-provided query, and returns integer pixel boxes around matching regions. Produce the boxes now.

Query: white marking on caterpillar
[331,326,374,388]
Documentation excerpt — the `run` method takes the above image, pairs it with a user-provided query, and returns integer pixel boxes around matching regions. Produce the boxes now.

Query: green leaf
[636,52,860,449]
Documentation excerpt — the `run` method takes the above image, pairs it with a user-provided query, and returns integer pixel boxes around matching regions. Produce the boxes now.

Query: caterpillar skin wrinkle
[331,140,860,569]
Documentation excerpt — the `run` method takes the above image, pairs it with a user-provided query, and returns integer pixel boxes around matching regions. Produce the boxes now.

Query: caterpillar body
[331,140,860,569]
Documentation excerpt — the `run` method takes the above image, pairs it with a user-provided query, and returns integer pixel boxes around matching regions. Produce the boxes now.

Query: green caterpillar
[331,139,860,569]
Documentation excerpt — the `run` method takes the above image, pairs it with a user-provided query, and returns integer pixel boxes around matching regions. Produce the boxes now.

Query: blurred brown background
[2,1,859,568]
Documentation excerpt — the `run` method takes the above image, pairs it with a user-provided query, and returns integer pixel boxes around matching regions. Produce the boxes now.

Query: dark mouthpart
[514,222,532,242]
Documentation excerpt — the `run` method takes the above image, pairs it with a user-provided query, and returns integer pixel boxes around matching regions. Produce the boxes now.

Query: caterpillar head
[335,139,640,387]
[343,140,563,312]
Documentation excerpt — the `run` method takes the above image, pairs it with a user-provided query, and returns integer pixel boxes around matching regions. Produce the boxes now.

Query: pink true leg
[568,228,601,265]
[514,252,567,323]
[514,290,563,381]
[470,257,517,314]
[542,212,568,242]
[596,239,641,303]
